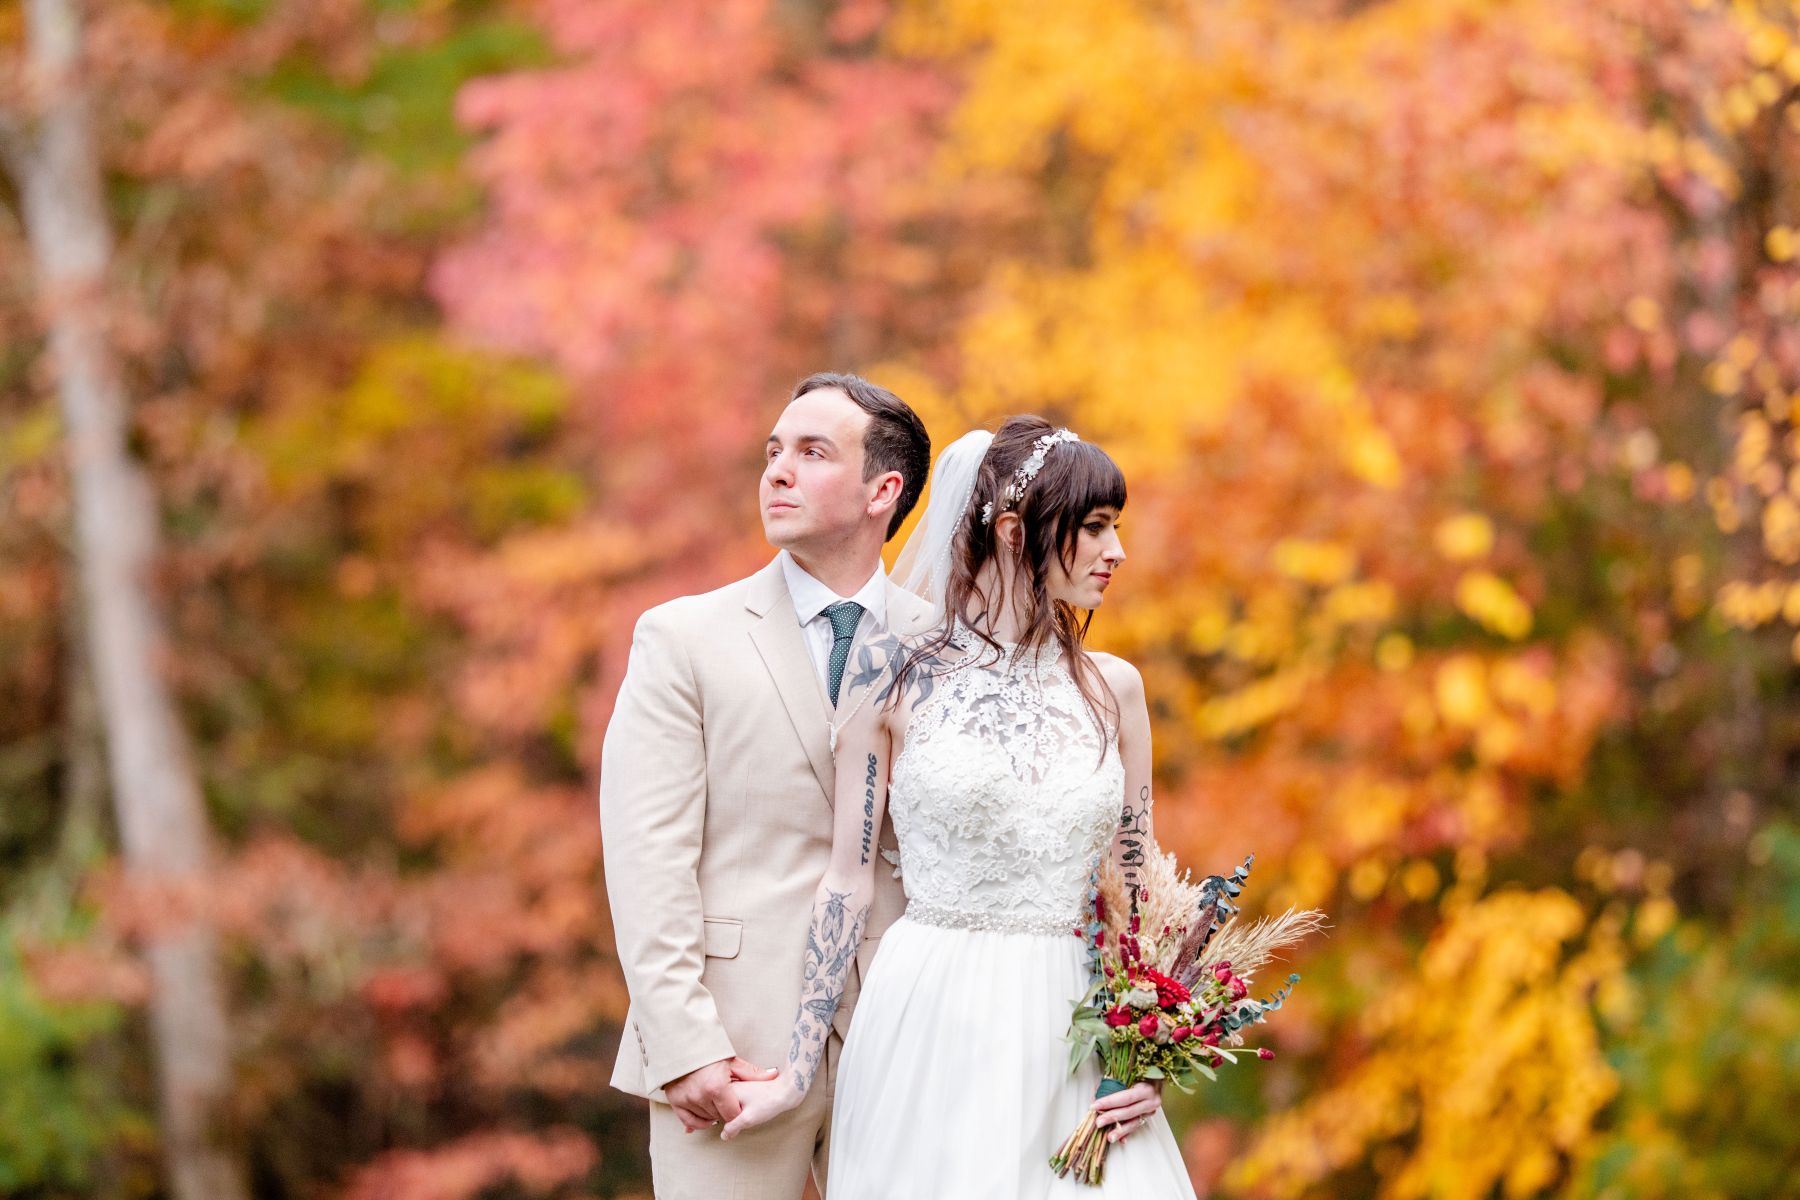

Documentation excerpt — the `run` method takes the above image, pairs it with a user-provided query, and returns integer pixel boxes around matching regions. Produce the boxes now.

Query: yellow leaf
[1435,655,1490,727]
[1272,537,1357,584]
[1377,632,1415,671]
[1401,860,1440,902]
[1747,23,1790,67]
[1766,225,1796,263]
[1633,895,1676,947]
[1763,494,1800,563]
[1348,858,1388,901]
[1434,512,1495,561]
[1456,570,1534,639]
[1345,423,1403,489]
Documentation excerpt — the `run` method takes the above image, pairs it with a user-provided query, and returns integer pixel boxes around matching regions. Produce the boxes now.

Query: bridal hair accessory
[980,427,1081,524]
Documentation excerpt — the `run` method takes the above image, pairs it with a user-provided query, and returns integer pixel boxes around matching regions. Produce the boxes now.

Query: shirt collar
[778,549,888,627]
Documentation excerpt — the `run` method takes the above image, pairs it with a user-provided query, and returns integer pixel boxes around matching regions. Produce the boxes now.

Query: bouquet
[1049,850,1329,1185]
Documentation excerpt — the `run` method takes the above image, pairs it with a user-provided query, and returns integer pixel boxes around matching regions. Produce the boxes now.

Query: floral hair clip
[980,427,1081,525]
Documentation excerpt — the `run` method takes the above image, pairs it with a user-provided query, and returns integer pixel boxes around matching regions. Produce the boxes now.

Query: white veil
[889,428,993,618]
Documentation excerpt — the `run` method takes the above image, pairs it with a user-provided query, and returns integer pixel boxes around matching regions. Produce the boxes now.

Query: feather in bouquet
[1049,851,1329,1185]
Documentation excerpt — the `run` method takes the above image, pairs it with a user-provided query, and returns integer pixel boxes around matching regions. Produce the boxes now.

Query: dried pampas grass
[1094,845,1198,946]
[1199,907,1332,980]
[1093,847,1330,984]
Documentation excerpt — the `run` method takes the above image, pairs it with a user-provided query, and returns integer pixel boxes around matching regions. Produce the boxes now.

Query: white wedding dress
[826,622,1199,1198]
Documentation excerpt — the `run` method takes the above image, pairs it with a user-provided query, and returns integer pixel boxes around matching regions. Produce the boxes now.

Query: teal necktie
[823,600,864,707]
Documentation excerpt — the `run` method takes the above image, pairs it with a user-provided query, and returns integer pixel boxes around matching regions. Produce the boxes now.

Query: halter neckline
[949,618,1063,665]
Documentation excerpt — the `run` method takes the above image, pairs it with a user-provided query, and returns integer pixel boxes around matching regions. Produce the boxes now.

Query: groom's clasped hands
[666,1056,781,1134]
[664,1055,833,1140]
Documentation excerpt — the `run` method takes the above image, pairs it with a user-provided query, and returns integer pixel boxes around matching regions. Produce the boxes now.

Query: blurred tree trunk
[58,581,108,871]
[0,2,248,1199]
[61,607,129,1200]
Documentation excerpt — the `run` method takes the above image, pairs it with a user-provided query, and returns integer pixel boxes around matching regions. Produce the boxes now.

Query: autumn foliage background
[3,0,1799,1197]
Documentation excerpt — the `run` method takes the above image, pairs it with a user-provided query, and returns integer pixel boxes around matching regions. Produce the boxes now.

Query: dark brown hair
[790,372,931,540]
[894,414,1128,744]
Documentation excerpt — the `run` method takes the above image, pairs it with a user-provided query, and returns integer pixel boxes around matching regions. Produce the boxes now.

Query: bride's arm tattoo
[786,885,870,1096]
[1117,785,1151,893]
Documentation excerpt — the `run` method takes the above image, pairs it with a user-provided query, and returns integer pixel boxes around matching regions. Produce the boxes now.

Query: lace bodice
[884,622,1125,935]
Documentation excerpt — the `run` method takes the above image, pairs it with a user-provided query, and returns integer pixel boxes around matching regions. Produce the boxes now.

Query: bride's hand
[718,1074,803,1140]
[1093,1078,1163,1144]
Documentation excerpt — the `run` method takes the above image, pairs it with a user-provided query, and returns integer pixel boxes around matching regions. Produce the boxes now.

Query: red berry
[1257,1047,1275,1060]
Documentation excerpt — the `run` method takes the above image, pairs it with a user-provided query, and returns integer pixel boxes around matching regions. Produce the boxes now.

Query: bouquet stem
[1049,1077,1129,1185]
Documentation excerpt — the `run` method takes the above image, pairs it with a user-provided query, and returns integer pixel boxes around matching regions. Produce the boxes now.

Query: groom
[598,373,936,1199]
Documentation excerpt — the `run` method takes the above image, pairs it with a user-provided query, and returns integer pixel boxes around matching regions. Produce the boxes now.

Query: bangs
[1056,441,1127,517]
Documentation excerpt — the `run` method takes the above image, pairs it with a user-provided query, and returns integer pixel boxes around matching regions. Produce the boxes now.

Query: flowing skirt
[826,914,1200,1198]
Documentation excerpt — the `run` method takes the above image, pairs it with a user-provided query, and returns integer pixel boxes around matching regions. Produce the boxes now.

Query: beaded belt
[903,901,1080,937]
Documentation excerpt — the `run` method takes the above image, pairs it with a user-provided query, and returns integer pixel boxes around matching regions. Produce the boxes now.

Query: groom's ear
[866,468,906,522]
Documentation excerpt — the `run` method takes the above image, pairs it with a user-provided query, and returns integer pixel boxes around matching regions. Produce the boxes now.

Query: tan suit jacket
[600,553,933,1100]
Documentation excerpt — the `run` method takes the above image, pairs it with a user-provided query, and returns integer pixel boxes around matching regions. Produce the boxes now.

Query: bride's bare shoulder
[1086,650,1144,701]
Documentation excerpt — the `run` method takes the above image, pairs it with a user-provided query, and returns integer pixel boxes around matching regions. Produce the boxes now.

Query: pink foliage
[434,0,951,412]
[337,1128,597,1200]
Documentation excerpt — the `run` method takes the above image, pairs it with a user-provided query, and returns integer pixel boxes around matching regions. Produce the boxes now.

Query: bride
[720,416,1198,1198]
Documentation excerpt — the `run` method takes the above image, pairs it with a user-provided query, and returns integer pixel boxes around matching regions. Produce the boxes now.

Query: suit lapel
[746,558,836,804]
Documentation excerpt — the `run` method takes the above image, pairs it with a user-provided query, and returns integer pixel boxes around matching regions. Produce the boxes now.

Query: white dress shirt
[778,549,889,702]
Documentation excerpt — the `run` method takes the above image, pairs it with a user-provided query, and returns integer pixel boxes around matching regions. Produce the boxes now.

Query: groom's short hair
[790,372,931,541]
